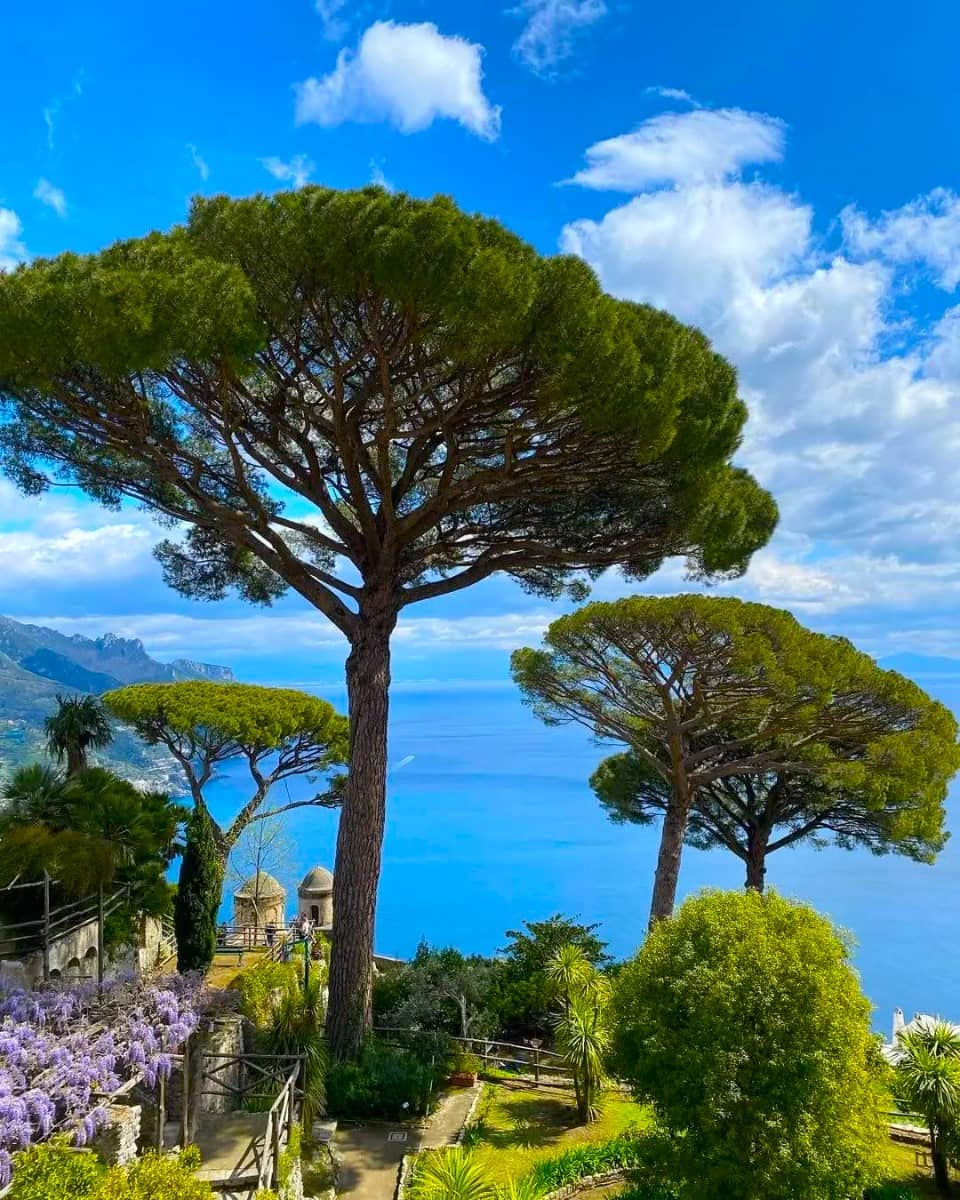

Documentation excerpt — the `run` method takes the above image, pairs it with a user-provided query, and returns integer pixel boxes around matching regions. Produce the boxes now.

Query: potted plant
[447,1051,482,1087]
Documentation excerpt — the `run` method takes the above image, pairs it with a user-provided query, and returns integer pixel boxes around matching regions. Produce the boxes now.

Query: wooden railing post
[41,871,51,983]
[271,1111,281,1189]
[97,884,105,990]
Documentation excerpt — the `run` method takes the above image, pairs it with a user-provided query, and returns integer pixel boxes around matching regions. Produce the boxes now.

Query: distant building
[297,866,334,929]
[232,872,286,932]
[882,1008,960,1063]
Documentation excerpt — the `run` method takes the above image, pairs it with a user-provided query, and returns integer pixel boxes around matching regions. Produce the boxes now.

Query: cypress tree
[175,805,223,973]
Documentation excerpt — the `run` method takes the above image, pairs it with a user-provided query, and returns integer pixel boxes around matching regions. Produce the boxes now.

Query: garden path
[334,1085,481,1200]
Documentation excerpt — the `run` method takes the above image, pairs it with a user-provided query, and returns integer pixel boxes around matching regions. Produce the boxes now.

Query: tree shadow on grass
[481,1094,581,1152]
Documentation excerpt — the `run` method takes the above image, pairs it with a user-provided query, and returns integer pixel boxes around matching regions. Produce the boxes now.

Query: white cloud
[33,178,67,217]
[316,0,349,41]
[842,188,960,290]
[646,85,698,104]
[0,209,26,272]
[260,154,315,189]
[510,0,607,74]
[561,108,960,650]
[562,181,811,316]
[0,524,154,586]
[187,144,209,181]
[42,106,57,150]
[295,21,501,141]
[369,160,395,192]
[24,609,553,662]
[567,108,786,191]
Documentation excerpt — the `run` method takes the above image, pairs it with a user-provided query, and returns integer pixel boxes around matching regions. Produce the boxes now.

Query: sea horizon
[201,675,960,1038]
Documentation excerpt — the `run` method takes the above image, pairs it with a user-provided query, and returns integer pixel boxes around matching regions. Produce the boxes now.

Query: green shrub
[612,890,888,1200]
[527,1129,648,1191]
[8,1139,104,1199]
[97,1148,211,1199]
[326,1039,439,1119]
[610,1185,678,1200]
[277,1123,302,1194]
[863,1188,921,1200]
[478,1065,520,1083]
[234,959,300,1027]
[9,1144,211,1200]
[409,1147,491,1200]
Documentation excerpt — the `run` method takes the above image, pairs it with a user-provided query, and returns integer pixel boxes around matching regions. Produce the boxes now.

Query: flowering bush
[0,975,202,1185]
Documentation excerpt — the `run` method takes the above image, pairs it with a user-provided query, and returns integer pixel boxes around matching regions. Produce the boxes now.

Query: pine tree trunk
[648,740,691,927]
[326,608,395,1061]
[745,829,769,891]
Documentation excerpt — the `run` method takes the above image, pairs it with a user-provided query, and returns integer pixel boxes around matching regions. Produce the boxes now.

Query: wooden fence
[258,1061,300,1193]
[0,875,129,985]
[374,1027,568,1084]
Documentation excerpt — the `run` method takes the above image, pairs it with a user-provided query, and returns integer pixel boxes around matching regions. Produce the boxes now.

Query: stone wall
[137,915,166,974]
[91,1103,141,1167]
[182,1015,246,1144]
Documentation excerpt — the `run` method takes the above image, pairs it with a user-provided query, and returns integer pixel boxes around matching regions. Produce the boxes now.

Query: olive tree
[513,595,958,925]
[0,187,775,1055]
[612,889,887,1200]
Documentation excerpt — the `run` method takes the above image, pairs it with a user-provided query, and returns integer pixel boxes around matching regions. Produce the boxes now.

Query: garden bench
[215,945,247,964]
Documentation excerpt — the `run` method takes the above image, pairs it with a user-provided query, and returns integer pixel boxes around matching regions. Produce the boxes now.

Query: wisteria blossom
[0,975,202,1185]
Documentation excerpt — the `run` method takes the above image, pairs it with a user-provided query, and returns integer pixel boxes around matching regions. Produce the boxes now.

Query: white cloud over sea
[561,102,960,659]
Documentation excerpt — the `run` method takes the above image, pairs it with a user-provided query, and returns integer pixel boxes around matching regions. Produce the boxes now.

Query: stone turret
[297,866,334,929]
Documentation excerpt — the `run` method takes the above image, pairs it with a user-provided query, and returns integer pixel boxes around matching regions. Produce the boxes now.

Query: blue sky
[2,0,960,687]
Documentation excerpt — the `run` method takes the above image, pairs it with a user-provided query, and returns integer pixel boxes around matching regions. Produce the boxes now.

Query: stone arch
[84,946,98,978]
[65,957,82,982]
[48,968,61,982]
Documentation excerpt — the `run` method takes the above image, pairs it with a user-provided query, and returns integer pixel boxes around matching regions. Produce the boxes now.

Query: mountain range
[0,615,233,782]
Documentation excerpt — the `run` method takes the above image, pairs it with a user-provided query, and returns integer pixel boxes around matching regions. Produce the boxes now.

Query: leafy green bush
[9,1144,211,1200]
[612,891,888,1200]
[863,1188,921,1200]
[8,1139,104,1199]
[409,1147,492,1200]
[527,1129,648,1191]
[234,959,300,1027]
[326,1039,439,1119]
[277,1123,302,1193]
[478,1065,521,1083]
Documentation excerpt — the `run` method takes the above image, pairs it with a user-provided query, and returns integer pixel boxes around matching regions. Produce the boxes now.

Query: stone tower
[232,872,286,932]
[297,866,334,929]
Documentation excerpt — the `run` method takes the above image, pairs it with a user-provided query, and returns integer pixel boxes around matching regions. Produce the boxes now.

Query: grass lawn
[469,1083,652,1184]
[883,1139,956,1198]
[205,947,269,991]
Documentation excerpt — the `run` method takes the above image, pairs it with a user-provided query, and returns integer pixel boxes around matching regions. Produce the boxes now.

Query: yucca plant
[268,971,328,1127]
[546,944,611,1124]
[410,1148,493,1200]
[544,944,593,1007]
[494,1177,545,1200]
[892,1017,960,1196]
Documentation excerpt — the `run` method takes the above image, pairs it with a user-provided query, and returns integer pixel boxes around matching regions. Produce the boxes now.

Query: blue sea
[204,680,960,1036]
